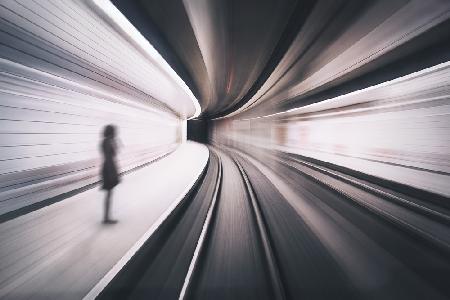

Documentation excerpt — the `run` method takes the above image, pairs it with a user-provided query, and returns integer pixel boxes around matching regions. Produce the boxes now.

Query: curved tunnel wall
[210,62,450,198]
[0,1,183,217]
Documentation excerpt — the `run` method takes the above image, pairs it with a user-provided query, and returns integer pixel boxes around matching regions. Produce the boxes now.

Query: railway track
[94,147,287,299]
[182,149,285,299]
[89,147,450,299]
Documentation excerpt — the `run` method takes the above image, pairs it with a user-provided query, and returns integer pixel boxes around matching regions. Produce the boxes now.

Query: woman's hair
[103,124,116,138]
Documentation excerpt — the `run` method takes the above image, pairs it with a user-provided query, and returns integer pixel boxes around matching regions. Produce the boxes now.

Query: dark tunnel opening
[187,119,210,144]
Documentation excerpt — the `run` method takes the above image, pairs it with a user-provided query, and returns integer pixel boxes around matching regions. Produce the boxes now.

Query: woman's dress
[101,138,119,190]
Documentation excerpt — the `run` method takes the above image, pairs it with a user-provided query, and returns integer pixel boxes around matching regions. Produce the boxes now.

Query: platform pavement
[0,141,209,300]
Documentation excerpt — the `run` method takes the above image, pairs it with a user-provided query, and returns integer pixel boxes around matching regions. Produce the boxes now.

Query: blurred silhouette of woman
[101,125,120,224]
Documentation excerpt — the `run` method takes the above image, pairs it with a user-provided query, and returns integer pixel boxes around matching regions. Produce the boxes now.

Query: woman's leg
[104,190,112,221]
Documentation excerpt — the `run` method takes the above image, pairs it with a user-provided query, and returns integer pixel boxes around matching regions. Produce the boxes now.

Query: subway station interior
[0,0,450,299]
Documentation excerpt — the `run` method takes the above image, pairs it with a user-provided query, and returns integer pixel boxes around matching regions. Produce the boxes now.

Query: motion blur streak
[1,0,450,299]
[228,0,450,118]
[91,0,201,118]
[210,61,450,197]
[0,0,196,217]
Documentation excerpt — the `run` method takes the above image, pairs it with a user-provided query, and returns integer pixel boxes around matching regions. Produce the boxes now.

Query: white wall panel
[212,62,450,198]
[0,1,188,216]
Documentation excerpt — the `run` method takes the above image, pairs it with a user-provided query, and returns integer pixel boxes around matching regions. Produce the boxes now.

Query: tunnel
[0,0,450,299]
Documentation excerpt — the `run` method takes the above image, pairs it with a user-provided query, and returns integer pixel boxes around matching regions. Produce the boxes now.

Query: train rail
[86,146,450,299]
[93,149,222,299]
[93,147,291,299]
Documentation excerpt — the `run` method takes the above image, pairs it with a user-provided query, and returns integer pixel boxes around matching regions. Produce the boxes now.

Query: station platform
[0,142,209,300]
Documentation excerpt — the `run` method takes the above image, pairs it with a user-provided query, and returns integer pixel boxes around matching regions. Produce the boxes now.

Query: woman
[100,124,120,224]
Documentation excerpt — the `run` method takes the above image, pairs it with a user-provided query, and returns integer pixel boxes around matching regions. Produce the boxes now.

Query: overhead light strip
[90,0,201,119]
[236,60,450,121]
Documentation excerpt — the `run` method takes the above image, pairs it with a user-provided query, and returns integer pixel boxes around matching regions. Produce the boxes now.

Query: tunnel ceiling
[111,0,450,120]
